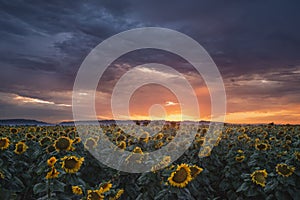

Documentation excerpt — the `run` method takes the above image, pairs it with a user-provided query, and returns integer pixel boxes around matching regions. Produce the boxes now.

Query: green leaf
[236,182,249,193]
[50,180,66,192]
[33,182,47,194]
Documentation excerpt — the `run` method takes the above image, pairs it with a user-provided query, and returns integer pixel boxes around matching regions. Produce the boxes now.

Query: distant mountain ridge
[0,119,52,126]
[0,118,214,126]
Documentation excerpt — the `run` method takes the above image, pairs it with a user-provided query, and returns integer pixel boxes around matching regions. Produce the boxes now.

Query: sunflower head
[100,182,112,193]
[255,143,269,151]
[61,155,84,174]
[46,167,59,179]
[39,136,52,147]
[47,156,57,167]
[87,188,104,200]
[14,141,28,154]
[235,155,245,162]
[190,165,203,179]
[251,169,268,187]
[0,137,10,150]
[54,136,73,152]
[133,147,143,154]
[84,137,97,150]
[10,128,18,134]
[72,186,83,195]
[117,141,126,150]
[276,163,295,177]
[168,163,192,188]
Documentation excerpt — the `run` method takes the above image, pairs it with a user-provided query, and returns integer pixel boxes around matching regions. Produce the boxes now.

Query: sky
[0,0,300,124]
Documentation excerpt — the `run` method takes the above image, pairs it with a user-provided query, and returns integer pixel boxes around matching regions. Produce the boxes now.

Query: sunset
[0,1,299,199]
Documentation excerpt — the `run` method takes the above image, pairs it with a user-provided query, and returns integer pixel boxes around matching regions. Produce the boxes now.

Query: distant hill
[0,119,52,126]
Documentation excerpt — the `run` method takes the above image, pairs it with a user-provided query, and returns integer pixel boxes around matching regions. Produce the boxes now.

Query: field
[0,123,299,200]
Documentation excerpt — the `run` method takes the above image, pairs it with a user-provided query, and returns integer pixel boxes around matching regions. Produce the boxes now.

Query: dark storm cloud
[0,0,299,122]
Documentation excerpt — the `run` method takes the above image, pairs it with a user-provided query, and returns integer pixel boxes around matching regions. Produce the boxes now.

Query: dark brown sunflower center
[86,139,96,147]
[190,167,200,178]
[0,139,6,147]
[172,168,188,183]
[257,144,267,150]
[89,191,102,200]
[254,173,265,183]
[278,165,291,175]
[64,158,78,169]
[56,138,70,150]
[17,144,24,152]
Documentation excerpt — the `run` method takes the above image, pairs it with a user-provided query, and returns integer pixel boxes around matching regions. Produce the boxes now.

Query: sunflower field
[0,123,300,200]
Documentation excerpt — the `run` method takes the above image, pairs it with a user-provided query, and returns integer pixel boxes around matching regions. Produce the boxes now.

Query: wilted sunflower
[251,169,268,187]
[100,182,112,193]
[0,137,10,150]
[47,156,57,167]
[72,186,83,195]
[255,143,269,151]
[87,188,104,200]
[14,141,28,154]
[276,163,295,177]
[61,155,84,173]
[168,163,192,188]
[189,165,203,179]
[54,136,73,152]
[46,167,59,179]
[109,189,124,200]
[235,155,245,162]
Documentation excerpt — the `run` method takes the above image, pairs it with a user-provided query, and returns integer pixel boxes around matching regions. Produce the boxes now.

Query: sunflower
[14,141,28,154]
[46,167,59,179]
[139,132,149,143]
[87,188,104,200]
[39,136,52,147]
[276,163,295,177]
[250,169,268,187]
[25,133,35,140]
[154,132,164,140]
[237,149,244,154]
[0,137,10,150]
[255,143,269,151]
[10,128,18,134]
[54,136,73,152]
[235,155,245,162]
[72,186,83,195]
[294,151,300,161]
[61,155,84,173]
[168,163,192,188]
[109,189,124,200]
[84,137,97,150]
[198,146,212,157]
[189,165,203,179]
[100,182,112,193]
[117,141,126,150]
[133,147,143,154]
[47,156,57,167]
[46,145,56,154]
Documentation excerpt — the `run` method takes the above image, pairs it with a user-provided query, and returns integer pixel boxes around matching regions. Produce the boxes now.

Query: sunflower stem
[47,179,51,199]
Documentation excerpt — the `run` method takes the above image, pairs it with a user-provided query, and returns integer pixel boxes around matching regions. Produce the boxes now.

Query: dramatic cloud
[0,0,299,123]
